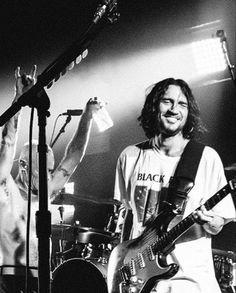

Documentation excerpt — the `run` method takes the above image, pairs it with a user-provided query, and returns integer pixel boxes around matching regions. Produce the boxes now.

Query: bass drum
[51,258,108,293]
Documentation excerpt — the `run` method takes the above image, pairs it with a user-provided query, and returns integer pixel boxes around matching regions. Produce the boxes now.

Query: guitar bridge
[120,265,131,283]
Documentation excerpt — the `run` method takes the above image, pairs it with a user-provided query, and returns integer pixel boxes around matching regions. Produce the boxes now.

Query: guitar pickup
[137,252,145,269]
[130,258,136,276]
[147,245,155,261]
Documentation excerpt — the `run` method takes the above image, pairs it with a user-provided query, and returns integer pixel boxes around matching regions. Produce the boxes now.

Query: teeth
[166,117,178,123]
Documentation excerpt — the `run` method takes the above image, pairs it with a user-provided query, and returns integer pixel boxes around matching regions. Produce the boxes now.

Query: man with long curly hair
[109,78,235,293]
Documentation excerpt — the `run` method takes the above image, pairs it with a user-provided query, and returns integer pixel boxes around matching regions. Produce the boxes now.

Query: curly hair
[138,78,206,139]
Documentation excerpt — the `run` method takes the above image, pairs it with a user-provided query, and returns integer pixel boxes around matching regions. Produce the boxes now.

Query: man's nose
[170,102,179,111]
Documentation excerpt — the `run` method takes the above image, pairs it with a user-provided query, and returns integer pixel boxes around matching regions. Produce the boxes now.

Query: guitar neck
[152,181,234,253]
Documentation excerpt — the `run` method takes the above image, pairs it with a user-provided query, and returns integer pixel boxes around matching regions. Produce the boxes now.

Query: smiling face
[158,85,189,137]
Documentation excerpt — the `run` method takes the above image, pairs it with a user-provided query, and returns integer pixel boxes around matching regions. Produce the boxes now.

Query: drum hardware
[51,222,88,268]
[51,223,88,241]
[105,205,119,233]
[75,226,112,245]
[213,249,236,293]
[97,243,112,265]
[224,163,236,171]
[56,205,69,259]
[81,242,112,262]
[213,249,236,262]
[55,242,81,265]
[58,205,65,222]
[51,192,121,207]
[82,242,104,260]
[106,214,115,232]
[51,197,120,290]
[52,224,114,266]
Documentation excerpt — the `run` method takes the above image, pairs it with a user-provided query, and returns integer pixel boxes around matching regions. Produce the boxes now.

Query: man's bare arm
[49,97,104,196]
[0,66,36,182]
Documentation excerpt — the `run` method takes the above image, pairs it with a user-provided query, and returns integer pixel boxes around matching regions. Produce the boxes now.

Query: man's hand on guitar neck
[193,205,224,235]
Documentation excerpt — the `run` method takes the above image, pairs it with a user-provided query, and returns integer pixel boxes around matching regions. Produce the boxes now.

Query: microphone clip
[60,109,83,116]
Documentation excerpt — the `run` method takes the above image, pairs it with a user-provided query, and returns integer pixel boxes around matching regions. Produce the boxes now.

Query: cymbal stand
[57,206,65,256]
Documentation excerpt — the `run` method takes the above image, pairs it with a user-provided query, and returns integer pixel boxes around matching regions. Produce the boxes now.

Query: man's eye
[179,102,188,108]
[162,99,171,103]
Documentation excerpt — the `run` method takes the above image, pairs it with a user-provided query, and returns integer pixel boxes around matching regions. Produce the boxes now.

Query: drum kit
[50,192,121,293]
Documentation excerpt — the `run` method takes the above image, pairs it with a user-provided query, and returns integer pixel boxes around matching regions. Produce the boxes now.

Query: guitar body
[107,180,236,293]
[107,235,179,293]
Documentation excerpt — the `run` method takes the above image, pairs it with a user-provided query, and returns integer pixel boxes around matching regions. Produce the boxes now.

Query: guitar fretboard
[151,183,232,254]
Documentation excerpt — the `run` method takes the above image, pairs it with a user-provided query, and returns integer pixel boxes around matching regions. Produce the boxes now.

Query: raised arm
[0,66,36,182]
[49,97,104,197]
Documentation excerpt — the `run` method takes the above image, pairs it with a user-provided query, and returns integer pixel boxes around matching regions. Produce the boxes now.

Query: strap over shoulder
[165,140,205,214]
[175,140,205,182]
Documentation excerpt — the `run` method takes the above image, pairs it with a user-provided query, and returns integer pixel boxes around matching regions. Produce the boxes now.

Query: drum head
[51,258,108,293]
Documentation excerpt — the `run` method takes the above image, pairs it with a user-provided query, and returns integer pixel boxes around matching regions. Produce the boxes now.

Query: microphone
[60,109,83,116]
[58,206,65,222]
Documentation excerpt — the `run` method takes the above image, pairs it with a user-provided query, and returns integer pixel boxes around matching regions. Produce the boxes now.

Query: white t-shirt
[114,139,236,293]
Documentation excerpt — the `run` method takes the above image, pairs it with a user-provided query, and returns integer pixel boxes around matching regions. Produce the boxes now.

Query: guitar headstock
[37,0,120,91]
[94,0,120,24]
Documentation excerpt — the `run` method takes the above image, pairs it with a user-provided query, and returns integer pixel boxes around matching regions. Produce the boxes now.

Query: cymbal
[51,223,73,229]
[212,248,236,262]
[76,227,112,244]
[51,223,89,241]
[224,163,236,171]
[51,223,88,232]
[51,193,121,206]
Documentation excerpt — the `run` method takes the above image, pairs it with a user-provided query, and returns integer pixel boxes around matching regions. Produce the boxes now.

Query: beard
[157,114,186,137]
[158,122,184,137]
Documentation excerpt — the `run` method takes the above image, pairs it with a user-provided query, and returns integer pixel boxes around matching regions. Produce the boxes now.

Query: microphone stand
[35,90,51,293]
[50,115,72,148]
[222,41,236,88]
[217,30,236,89]
[0,2,119,293]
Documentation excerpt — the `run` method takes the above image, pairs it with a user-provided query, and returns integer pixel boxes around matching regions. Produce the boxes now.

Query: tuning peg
[75,55,82,64]
[67,61,75,71]
[82,49,88,59]
[47,81,54,89]
[54,74,61,82]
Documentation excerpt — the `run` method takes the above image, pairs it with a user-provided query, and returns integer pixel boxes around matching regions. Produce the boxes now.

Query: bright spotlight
[191,37,227,75]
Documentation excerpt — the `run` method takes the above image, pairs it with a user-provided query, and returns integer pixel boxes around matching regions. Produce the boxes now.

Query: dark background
[0,0,235,251]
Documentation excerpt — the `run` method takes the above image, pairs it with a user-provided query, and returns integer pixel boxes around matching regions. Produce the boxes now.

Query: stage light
[191,37,227,75]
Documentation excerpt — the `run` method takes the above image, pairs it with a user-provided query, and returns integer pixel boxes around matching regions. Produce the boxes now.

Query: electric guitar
[107,179,236,293]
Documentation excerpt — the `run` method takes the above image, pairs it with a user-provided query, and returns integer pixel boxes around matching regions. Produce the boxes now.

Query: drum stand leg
[226,286,236,293]
[55,243,77,265]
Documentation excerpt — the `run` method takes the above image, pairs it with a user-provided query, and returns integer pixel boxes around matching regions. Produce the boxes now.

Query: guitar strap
[163,140,205,215]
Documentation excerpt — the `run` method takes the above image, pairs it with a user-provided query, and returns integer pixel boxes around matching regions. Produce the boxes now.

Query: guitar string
[125,183,231,274]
